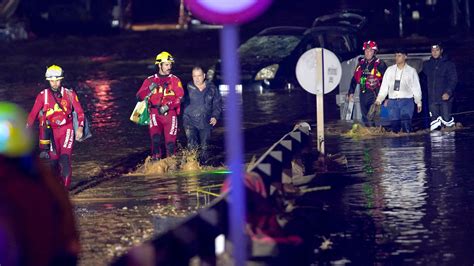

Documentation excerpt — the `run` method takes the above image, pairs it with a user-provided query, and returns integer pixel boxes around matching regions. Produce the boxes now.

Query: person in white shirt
[375,49,422,132]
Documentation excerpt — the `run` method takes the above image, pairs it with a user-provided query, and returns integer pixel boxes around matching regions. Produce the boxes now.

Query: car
[208,12,431,125]
[208,15,363,91]
[311,11,367,29]
[207,26,308,91]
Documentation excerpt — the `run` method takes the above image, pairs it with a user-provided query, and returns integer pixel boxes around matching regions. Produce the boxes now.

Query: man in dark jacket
[422,44,458,130]
[348,40,387,127]
[183,66,222,164]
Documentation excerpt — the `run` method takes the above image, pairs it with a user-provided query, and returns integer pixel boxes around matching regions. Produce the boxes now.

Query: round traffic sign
[295,48,342,95]
[184,0,272,24]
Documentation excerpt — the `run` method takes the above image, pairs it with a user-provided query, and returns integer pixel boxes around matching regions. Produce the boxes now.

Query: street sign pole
[184,1,272,265]
[315,48,325,154]
[220,25,246,265]
[296,48,341,155]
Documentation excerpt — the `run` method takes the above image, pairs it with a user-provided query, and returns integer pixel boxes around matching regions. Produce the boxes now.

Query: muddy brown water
[2,32,474,265]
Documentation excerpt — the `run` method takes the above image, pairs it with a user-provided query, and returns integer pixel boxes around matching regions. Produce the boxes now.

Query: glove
[149,82,158,92]
[39,151,50,160]
[158,104,169,115]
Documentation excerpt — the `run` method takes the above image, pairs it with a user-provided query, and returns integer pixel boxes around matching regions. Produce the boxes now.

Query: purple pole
[220,24,246,265]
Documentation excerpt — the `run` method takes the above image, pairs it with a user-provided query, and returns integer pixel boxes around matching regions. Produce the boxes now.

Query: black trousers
[360,90,377,127]
[429,99,454,123]
[184,125,212,164]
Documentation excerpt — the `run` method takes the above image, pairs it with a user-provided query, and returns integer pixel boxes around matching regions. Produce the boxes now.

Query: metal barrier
[111,123,312,265]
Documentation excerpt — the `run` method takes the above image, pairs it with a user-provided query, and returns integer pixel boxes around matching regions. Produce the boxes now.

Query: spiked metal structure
[112,123,313,265]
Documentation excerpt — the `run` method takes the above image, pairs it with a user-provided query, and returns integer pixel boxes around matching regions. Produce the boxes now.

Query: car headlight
[255,64,279,81]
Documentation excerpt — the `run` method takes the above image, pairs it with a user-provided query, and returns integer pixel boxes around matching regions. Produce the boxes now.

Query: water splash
[132,149,225,176]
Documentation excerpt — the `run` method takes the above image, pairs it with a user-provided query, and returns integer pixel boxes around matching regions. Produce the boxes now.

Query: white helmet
[45,65,64,81]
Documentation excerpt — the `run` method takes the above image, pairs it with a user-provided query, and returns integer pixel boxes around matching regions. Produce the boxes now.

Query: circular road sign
[184,0,272,25]
[296,48,342,95]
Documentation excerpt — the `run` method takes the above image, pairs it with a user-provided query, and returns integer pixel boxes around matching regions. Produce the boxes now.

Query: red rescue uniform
[27,87,84,187]
[136,74,184,159]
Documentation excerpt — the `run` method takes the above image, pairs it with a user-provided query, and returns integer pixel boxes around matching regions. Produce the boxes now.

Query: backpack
[42,88,92,142]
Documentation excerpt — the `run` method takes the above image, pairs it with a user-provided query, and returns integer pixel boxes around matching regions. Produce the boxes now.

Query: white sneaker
[430,117,442,131]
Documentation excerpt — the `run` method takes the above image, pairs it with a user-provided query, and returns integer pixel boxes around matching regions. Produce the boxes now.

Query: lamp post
[184,1,272,265]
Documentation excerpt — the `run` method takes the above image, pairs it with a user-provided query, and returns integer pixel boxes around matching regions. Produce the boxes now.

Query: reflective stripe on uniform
[40,139,50,145]
[64,128,71,148]
[170,115,177,135]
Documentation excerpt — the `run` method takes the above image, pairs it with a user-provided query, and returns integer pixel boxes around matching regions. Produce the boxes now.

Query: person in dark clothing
[422,44,458,130]
[183,66,222,165]
[348,40,387,127]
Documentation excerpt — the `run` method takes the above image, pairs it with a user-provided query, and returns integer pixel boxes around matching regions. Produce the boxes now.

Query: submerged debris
[343,123,394,139]
[342,123,465,139]
[133,149,203,175]
[149,203,195,217]
[319,236,333,250]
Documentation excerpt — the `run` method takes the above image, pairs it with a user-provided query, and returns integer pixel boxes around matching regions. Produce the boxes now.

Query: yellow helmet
[155,51,174,65]
[0,102,33,157]
[45,65,64,81]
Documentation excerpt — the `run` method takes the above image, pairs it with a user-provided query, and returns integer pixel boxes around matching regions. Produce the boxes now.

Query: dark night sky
[13,0,471,38]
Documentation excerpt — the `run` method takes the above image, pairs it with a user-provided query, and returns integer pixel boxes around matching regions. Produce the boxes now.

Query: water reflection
[423,131,460,264]
[313,129,474,264]
[84,75,118,128]
[429,131,456,180]
[378,145,428,260]
[240,90,314,127]
[333,139,430,261]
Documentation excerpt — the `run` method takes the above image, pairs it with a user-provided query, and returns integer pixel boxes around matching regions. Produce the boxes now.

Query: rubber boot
[166,142,176,157]
[59,154,71,188]
[151,134,162,161]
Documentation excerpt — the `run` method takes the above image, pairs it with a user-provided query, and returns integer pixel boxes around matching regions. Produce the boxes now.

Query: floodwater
[2,31,474,265]
[71,87,319,265]
[295,128,474,265]
[73,170,226,265]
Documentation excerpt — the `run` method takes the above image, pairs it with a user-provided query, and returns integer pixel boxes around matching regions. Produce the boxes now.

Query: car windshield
[239,35,302,60]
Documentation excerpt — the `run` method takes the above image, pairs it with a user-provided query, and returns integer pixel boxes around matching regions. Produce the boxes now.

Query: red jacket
[136,74,184,114]
[27,87,85,129]
[349,57,387,94]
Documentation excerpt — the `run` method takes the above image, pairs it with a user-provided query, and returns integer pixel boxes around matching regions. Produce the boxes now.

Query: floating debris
[319,236,333,250]
[343,123,395,139]
[133,149,202,175]
[180,149,201,172]
[343,122,466,140]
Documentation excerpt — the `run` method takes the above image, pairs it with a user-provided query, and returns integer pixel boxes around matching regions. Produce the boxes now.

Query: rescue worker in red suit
[136,51,184,160]
[26,65,85,188]
[348,41,387,127]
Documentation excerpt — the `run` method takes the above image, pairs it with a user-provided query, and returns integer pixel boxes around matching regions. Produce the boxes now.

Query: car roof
[304,25,358,35]
[257,26,308,36]
[312,12,367,29]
